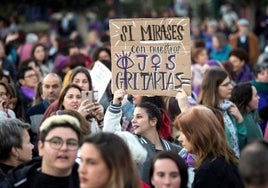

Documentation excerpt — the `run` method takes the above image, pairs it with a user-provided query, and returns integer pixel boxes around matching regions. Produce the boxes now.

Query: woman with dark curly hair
[228,48,254,83]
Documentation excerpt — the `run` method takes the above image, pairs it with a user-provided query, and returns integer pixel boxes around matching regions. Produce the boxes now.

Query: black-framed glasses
[24,74,38,79]
[44,136,79,151]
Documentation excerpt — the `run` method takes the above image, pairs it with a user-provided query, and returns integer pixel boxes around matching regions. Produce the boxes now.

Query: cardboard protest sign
[109,17,191,96]
[90,61,112,102]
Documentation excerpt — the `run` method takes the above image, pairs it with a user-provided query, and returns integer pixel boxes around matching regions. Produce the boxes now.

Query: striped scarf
[219,100,240,158]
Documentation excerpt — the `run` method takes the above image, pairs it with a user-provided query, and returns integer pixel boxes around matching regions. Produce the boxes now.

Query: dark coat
[193,155,244,188]
[0,157,79,188]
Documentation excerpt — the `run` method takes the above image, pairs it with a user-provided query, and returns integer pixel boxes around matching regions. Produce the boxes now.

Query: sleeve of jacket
[0,111,9,119]
[231,116,247,151]
[249,33,260,66]
[103,103,123,133]
[103,104,146,165]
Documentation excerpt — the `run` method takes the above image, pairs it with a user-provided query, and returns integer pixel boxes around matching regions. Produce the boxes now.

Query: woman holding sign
[103,89,182,185]
[120,94,172,140]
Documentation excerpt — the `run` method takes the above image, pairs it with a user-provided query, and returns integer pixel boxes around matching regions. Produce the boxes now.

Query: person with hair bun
[103,90,182,185]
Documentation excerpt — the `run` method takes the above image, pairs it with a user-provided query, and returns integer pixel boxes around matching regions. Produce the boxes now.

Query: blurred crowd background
[1,0,268,51]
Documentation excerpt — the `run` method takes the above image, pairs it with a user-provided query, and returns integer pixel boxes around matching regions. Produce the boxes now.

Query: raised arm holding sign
[109,17,191,97]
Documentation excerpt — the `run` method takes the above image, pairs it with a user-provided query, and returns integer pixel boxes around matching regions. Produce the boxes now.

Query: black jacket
[0,157,79,188]
[137,136,182,185]
[193,155,244,188]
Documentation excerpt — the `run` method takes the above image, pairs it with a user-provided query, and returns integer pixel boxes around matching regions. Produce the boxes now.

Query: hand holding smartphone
[81,90,98,103]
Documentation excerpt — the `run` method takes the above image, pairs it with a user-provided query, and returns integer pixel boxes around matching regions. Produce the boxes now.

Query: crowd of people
[0,3,268,188]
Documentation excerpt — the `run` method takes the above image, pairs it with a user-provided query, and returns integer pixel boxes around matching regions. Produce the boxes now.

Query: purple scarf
[21,86,35,99]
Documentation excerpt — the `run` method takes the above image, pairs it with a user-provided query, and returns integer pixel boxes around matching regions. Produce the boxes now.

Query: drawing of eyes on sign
[109,17,191,97]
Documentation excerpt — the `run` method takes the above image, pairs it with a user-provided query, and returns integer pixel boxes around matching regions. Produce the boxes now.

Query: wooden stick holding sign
[109,17,191,97]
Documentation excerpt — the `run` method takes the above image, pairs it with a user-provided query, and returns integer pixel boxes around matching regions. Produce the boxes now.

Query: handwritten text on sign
[110,18,191,96]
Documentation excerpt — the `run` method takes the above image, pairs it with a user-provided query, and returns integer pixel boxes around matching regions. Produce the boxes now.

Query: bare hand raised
[113,89,127,105]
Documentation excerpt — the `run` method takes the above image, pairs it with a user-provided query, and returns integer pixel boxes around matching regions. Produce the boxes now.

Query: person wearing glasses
[17,66,39,113]
[199,67,247,157]
[0,114,81,188]
[0,82,16,118]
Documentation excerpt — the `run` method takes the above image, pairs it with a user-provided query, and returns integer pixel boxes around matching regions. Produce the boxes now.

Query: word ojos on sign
[114,52,190,90]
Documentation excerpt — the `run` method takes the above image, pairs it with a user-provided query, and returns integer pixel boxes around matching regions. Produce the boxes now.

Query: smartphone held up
[81,90,98,103]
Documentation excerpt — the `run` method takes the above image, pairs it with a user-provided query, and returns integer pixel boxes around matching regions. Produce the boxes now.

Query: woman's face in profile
[16,129,34,162]
[131,106,156,136]
[217,77,233,100]
[178,130,193,153]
